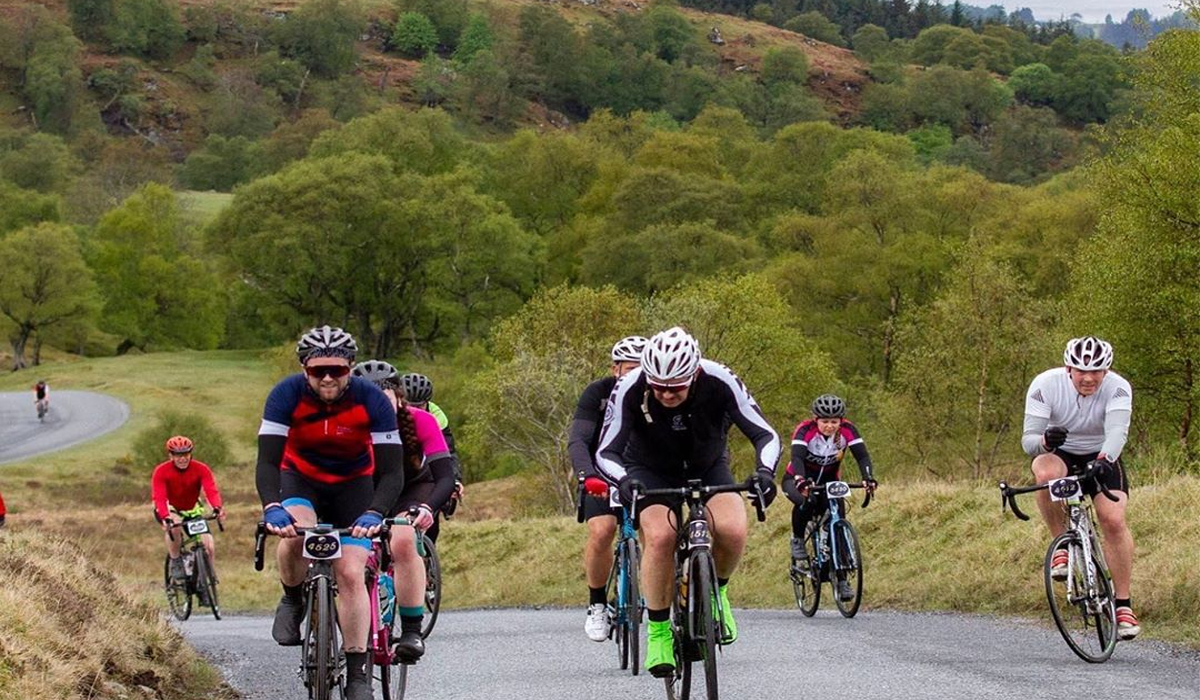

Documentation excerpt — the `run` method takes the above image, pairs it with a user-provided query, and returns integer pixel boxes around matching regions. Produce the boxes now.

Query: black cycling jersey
[568,376,618,479]
[595,360,781,483]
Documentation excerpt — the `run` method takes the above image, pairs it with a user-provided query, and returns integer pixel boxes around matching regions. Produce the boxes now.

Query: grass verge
[0,530,234,700]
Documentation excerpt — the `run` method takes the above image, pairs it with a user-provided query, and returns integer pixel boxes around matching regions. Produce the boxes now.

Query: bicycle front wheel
[420,535,441,639]
[193,549,221,620]
[625,538,642,676]
[1044,533,1117,663]
[306,577,342,700]
[792,523,821,617]
[163,555,191,621]
[380,655,408,700]
[832,520,863,618]
[689,552,719,700]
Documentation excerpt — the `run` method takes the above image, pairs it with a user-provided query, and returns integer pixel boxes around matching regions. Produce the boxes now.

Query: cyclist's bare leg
[164,527,182,559]
[333,547,371,651]
[1031,453,1069,537]
[200,533,216,576]
[639,505,676,610]
[585,514,617,590]
[1093,491,1134,598]
[276,504,316,588]
[389,523,427,608]
[705,493,747,580]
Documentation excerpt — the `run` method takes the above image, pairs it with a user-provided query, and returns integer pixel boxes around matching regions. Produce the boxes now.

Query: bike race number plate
[826,481,851,499]
[185,519,210,536]
[1048,476,1083,502]
[303,530,343,560]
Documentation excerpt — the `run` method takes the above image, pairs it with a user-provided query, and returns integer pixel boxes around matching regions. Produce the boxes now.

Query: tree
[1,8,86,133]
[308,107,468,176]
[274,0,364,78]
[0,131,76,193]
[0,181,61,234]
[178,135,261,191]
[784,11,846,46]
[454,49,520,125]
[1009,62,1060,106]
[67,0,114,42]
[909,24,972,65]
[109,0,186,59]
[852,24,891,61]
[392,12,439,58]
[761,47,809,87]
[453,13,494,64]
[986,105,1074,183]
[397,0,468,48]
[88,184,226,353]
[0,223,97,369]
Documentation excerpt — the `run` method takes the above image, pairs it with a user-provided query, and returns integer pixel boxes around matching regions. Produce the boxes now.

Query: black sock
[282,582,303,601]
[1116,598,1132,609]
[589,586,606,606]
[648,607,670,623]
[400,614,423,634]
[345,651,369,681]
[717,578,729,588]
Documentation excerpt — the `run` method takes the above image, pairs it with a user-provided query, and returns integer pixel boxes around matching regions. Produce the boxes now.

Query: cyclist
[595,327,779,677]
[574,335,647,642]
[399,372,462,541]
[0,486,6,527]
[151,435,225,583]
[782,394,877,602]
[353,360,459,660]
[1022,336,1139,640]
[256,326,406,700]
[34,380,49,416]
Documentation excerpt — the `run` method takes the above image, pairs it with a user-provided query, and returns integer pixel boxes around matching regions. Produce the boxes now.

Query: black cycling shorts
[627,461,736,512]
[280,470,374,530]
[1051,449,1129,496]
[584,491,622,521]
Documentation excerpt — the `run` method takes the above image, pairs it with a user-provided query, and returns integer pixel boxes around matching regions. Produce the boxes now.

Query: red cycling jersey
[151,460,223,521]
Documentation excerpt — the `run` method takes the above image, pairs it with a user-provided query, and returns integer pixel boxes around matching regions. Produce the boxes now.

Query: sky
[1007,1,1184,22]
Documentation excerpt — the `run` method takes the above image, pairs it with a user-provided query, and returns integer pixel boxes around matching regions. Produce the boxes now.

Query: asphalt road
[180,608,1200,700]
[0,390,129,464]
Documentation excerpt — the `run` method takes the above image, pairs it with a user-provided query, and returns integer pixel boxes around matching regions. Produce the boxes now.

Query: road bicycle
[164,512,223,621]
[790,481,872,619]
[605,502,643,674]
[999,461,1119,663]
[370,515,426,700]
[36,398,48,422]
[632,480,766,700]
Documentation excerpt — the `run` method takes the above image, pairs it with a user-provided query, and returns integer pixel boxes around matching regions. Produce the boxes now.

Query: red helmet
[165,435,194,454]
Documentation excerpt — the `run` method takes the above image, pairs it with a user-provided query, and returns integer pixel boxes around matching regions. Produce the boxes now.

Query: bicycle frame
[805,482,871,575]
[608,506,640,630]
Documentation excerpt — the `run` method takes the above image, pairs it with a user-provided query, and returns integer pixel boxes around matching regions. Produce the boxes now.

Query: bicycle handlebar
[999,460,1118,523]
[252,511,418,573]
[168,513,225,533]
[632,480,766,525]
[799,480,874,509]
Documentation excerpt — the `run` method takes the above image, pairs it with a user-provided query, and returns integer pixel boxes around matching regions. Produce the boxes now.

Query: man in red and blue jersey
[256,325,405,700]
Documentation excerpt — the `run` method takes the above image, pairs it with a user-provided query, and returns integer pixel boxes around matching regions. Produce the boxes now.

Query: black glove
[863,478,878,494]
[746,469,777,509]
[1092,457,1114,477]
[617,476,643,507]
[1043,426,1068,450]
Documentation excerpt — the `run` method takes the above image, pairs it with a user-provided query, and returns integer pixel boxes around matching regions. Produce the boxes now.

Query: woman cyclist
[782,394,877,602]
[353,360,459,661]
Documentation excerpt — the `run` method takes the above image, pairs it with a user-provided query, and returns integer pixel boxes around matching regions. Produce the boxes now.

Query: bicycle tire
[1044,533,1117,663]
[690,552,719,700]
[381,658,408,700]
[163,555,191,621]
[310,576,340,700]
[832,520,863,618]
[192,548,221,620]
[420,535,441,639]
[793,522,821,617]
[626,538,642,676]
[613,551,628,671]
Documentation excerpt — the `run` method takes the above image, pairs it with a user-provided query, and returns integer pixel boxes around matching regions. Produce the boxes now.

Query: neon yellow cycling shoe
[645,620,676,678]
[716,584,737,644]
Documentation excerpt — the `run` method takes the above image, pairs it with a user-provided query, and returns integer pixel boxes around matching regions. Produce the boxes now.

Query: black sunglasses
[305,365,352,379]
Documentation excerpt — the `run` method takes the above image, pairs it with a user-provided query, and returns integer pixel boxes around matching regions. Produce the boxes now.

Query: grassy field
[178,191,235,228]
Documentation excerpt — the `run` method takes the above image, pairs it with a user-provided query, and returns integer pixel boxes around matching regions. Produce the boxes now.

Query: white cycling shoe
[585,603,609,642]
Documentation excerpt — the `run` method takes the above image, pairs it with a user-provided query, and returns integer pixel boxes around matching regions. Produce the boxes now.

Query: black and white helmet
[400,373,434,403]
[1063,336,1113,371]
[811,394,846,419]
[353,360,399,389]
[611,336,648,363]
[641,327,701,383]
[296,325,357,363]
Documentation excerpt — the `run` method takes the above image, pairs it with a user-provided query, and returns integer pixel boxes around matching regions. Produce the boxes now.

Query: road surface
[0,390,129,464]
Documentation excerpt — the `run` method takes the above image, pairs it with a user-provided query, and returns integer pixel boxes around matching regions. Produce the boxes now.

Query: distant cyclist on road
[573,335,646,642]
[595,327,780,677]
[151,435,225,583]
[256,326,406,700]
[399,372,462,541]
[782,394,877,602]
[34,380,49,418]
[1023,336,1140,640]
[354,360,459,660]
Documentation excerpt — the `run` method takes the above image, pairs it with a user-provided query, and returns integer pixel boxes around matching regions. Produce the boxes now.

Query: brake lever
[253,522,266,571]
[752,483,766,522]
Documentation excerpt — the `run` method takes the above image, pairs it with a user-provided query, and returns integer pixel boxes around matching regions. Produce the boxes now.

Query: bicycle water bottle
[378,572,396,626]
[183,553,195,577]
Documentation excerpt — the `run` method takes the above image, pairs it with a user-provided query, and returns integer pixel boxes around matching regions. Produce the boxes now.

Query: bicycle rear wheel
[420,535,441,639]
[163,555,191,621]
[192,548,221,620]
[689,551,719,700]
[625,538,642,676]
[792,523,821,617]
[832,520,863,618]
[1044,533,1117,663]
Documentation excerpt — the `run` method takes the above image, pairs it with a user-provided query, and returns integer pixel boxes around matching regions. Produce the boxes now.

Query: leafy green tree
[109,0,186,59]
[852,23,891,61]
[257,109,340,174]
[885,241,1053,478]
[784,11,846,46]
[1,7,86,134]
[645,0,696,62]
[397,0,468,48]
[0,131,75,193]
[453,13,494,64]
[1052,46,1126,124]
[1009,62,1059,106]
[88,184,226,353]
[256,51,308,105]
[761,47,809,86]
[415,53,455,107]
[178,135,262,191]
[204,71,282,138]
[67,0,114,41]
[515,5,584,110]
[909,24,972,65]
[392,12,439,58]
[133,411,231,471]
[986,105,1074,183]
[582,220,760,294]
[454,49,521,125]
[0,181,61,234]
[274,0,364,78]
[308,106,468,175]
[0,223,97,369]
[859,82,911,132]
[906,123,953,162]
[481,130,604,237]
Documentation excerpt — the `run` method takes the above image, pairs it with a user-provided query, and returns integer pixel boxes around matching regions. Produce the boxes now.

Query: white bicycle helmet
[641,327,701,383]
[296,325,358,363]
[1063,336,1113,371]
[353,360,399,388]
[611,336,648,363]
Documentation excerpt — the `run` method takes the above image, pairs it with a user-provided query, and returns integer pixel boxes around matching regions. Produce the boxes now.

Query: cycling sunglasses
[305,365,352,379]
[648,381,691,395]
